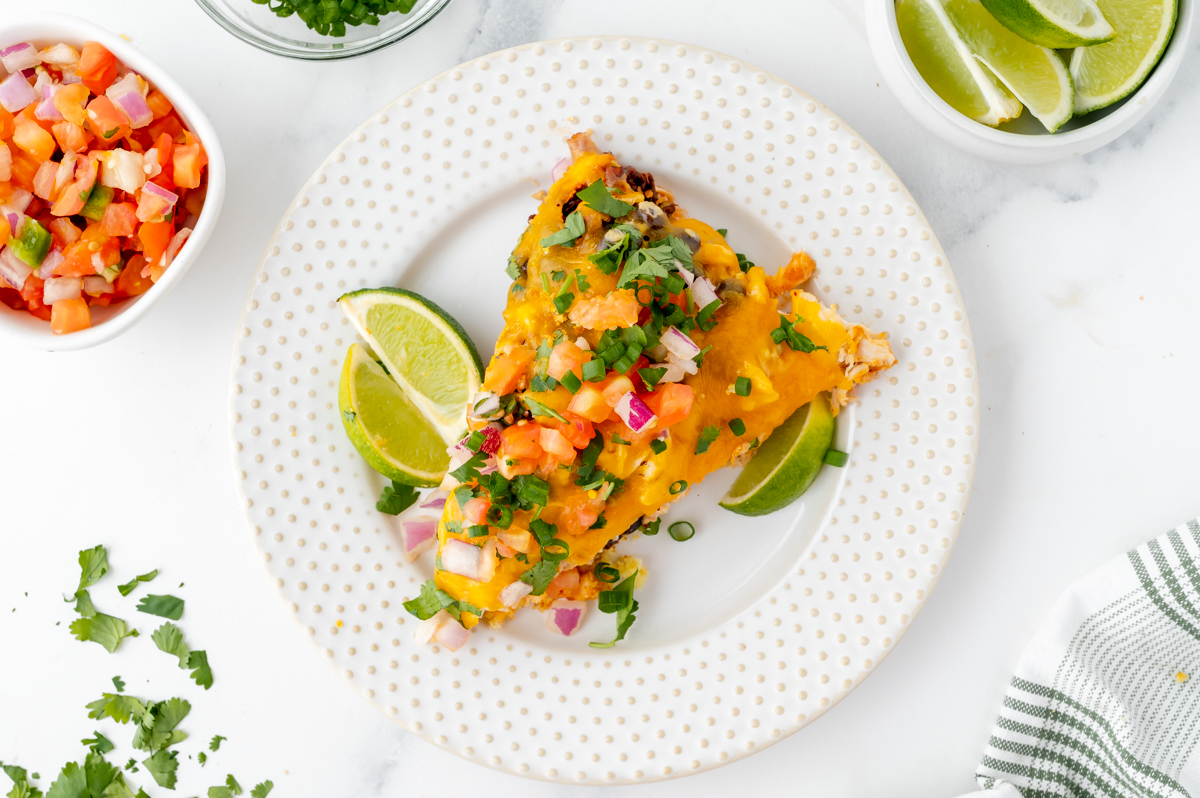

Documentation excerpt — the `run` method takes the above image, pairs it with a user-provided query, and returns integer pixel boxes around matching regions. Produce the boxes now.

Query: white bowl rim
[0,11,226,352]
[872,0,1193,152]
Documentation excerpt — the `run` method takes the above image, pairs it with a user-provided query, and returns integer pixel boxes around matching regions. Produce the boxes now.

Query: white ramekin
[0,12,225,351]
[866,0,1194,163]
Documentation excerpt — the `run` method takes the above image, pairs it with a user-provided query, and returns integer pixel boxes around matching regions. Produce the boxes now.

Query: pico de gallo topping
[0,40,208,334]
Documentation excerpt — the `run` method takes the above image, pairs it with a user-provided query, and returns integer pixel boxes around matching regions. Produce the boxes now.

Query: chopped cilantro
[402,580,455,620]
[771,314,827,353]
[143,749,179,789]
[611,433,631,446]
[539,210,585,248]
[199,752,208,766]
[615,246,672,289]
[77,545,110,590]
[716,228,728,237]
[251,781,275,798]
[518,559,558,596]
[188,650,214,690]
[70,614,138,653]
[520,395,567,422]
[577,179,634,217]
[511,474,550,509]
[151,621,191,668]
[112,676,125,693]
[226,774,243,795]
[695,424,720,455]
[590,570,639,648]
[588,513,608,530]
[649,438,668,455]
[136,594,185,621]
[449,450,488,483]
[638,367,667,390]
[117,570,158,597]
[210,736,227,752]
[553,292,574,314]
[81,730,115,755]
[376,480,419,514]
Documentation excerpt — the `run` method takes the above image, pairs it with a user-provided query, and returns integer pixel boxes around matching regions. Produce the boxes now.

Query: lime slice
[979,0,1114,46]
[945,0,1075,131]
[338,287,483,444]
[339,344,449,486]
[719,393,836,517]
[897,0,1024,126]
[1070,0,1176,114]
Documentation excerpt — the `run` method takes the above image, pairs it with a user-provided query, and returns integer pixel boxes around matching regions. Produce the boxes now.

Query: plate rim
[227,34,981,784]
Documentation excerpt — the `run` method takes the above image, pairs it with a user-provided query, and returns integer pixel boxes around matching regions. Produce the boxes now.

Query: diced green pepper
[10,218,51,268]
[80,183,114,222]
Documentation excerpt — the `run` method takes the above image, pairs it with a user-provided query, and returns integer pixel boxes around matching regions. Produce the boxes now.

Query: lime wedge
[1070,0,1176,114]
[719,393,836,517]
[339,344,449,486]
[338,287,483,444]
[979,0,1114,46]
[946,0,1075,131]
[897,0,1024,126]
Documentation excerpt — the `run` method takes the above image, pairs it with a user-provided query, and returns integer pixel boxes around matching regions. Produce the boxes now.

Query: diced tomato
[114,254,152,297]
[32,160,57,201]
[0,286,22,311]
[482,347,535,395]
[84,95,130,146]
[51,297,91,334]
[0,216,9,248]
[0,105,13,141]
[47,217,82,248]
[50,154,98,217]
[557,494,604,538]
[500,422,543,459]
[146,90,173,120]
[12,115,56,163]
[100,202,138,237]
[600,374,635,407]
[52,83,90,126]
[51,121,92,154]
[148,114,185,144]
[0,143,10,184]
[538,427,576,464]
[183,184,206,218]
[152,132,175,169]
[500,458,538,477]
[462,497,491,525]
[643,383,694,429]
[9,148,41,192]
[137,220,173,266]
[547,340,588,381]
[567,385,612,423]
[57,223,119,278]
[19,274,43,304]
[549,413,594,448]
[173,140,206,189]
[545,568,581,600]
[77,42,118,95]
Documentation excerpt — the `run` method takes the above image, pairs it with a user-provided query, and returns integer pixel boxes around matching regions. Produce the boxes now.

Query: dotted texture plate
[228,37,980,785]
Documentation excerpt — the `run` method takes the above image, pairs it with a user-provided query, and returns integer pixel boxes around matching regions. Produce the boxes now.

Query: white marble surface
[1,0,1198,795]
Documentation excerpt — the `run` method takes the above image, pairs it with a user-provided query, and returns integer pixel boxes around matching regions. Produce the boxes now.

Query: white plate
[228,36,979,784]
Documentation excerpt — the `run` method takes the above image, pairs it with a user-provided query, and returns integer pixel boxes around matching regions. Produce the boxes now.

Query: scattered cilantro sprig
[590,570,639,649]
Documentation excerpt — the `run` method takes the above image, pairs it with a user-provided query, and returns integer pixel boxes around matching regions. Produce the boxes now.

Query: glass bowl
[192,0,453,60]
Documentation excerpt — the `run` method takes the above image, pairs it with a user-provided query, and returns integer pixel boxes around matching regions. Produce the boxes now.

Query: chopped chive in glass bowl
[192,0,453,60]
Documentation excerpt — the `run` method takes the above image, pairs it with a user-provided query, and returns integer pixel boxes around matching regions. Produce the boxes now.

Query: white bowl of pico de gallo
[0,13,224,351]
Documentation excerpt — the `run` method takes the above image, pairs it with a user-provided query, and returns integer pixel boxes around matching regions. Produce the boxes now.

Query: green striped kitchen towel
[963,518,1200,798]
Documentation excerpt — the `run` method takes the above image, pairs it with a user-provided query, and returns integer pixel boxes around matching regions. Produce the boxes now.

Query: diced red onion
[478,462,498,476]
[0,247,32,290]
[574,336,591,351]
[5,214,19,237]
[113,90,153,129]
[399,516,438,562]
[0,43,39,73]
[615,391,657,433]
[162,228,191,270]
[35,84,63,121]
[3,188,32,215]
[142,181,178,206]
[433,618,471,651]
[441,539,484,581]
[477,538,498,583]
[0,72,37,113]
[468,390,501,419]
[551,157,571,182]
[689,275,721,312]
[667,351,699,376]
[661,326,701,360]
[37,44,78,67]
[479,424,503,454]
[101,149,146,194]
[656,360,690,384]
[37,249,63,280]
[498,580,533,608]
[82,275,113,296]
[413,609,449,645]
[43,276,81,304]
[60,67,81,85]
[545,600,587,636]
[419,491,447,511]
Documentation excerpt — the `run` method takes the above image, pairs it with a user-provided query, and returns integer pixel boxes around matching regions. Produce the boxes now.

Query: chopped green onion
[553,292,574,314]
[595,563,621,584]
[734,376,752,396]
[466,430,485,452]
[669,480,687,495]
[642,518,661,536]
[638,367,668,390]
[468,524,490,538]
[664,273,685,296]
[581,359,606,383]
[823,449,849,467]
[668,521,695,541]
[696,300,720,331]
[541,272,551,292]
[649,438,667,455]
[729,418,746,436]
[612,344,642,374]
[716,228,728,237]
[736,252,755,273]
[612,434,631,446]
[559,370,582,393]
[599,342,626,364]
[541,538,571,562]
[485,504,513,529]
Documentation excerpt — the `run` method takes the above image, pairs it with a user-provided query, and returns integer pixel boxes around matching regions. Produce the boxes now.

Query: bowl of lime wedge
[866,0,1193,162]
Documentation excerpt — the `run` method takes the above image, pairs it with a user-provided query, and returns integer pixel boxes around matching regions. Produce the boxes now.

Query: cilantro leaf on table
[86,693,148,725]
[80,731,114,755]
[376,481,419,515]
[142,749,178,789]
[71,590,96,618]
[577,179,633,218]
[76,545,109,590]
[188,651,214,690]
[117,570,158,597]
[208,789,235,798]
[131,698,190,754]
[590,570,639,649]
[1,761,42,798]
[538,210,586,248]
[198,752,207,767]
[209,736,227,752]
[152,622,191,668]
[402,580,455,621]
[112,676,125,693]
[136,594,185,621]
[70,614,138,654]
[225,774,243,795]
[250,781,274,798]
